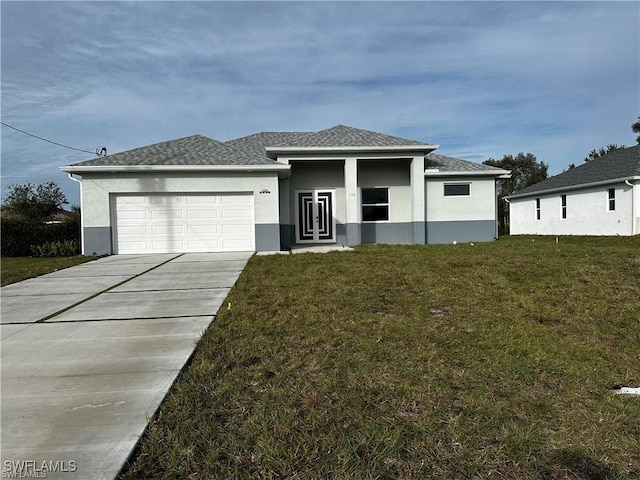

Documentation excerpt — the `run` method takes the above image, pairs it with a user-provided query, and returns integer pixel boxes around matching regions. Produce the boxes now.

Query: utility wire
[1,121,98,155]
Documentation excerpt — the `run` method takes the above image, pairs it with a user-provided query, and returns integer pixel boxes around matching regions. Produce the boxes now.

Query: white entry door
[295,190,336,243]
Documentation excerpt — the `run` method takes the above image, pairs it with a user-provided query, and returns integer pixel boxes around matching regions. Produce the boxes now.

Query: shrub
[1,217,80,257]
[30,240,79,258]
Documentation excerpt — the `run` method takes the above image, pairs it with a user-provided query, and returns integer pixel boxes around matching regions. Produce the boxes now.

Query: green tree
[483,153,549,235]
[3,181,68,221]
[632,116,640,144]
[584,144,625,162]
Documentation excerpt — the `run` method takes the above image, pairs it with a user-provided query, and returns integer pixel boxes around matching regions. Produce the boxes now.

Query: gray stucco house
[61,125,510,254]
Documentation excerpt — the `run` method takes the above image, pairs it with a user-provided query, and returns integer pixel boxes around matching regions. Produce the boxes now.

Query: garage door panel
[118,210,148,221]
[187,210,219,219]
[187,239,220,250]
[151,225,185,235]
[186,195,218,204]
[222,224,252,234]
[118,240,149,250]
[151,240,185,251]
[221,195,251,204]
[119,196,147,205]
[187,225,219,234]
[119,226,148,235]
[151,210,183,220]
[222,238,253,249]
[115,194,254,254]
[150,196,183,205]
[222,208,252,219]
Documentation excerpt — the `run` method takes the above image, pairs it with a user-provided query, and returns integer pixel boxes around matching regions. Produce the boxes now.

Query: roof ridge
[97,134,207,159]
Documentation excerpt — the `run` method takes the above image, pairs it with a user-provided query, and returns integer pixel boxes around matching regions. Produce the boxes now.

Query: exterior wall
[80,171,280,254]
[425,177,498,244]
[509,182,635,236]
[282,159,417,246]
[358,159,413,244]
[426,220,496,244]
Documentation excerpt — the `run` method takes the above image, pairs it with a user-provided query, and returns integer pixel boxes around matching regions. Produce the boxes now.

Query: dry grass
[1,255,96,286]
[119,236,640,479]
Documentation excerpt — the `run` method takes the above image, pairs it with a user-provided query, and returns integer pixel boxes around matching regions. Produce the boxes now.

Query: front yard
[1,255,96,286]
[120,236,640,479]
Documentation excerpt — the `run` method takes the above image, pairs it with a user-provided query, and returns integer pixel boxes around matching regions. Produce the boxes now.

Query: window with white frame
[536,198,541,220]
[561,195,567,219]
[608,188,615,211]
[362,187,389,221]
[444,183,470,196]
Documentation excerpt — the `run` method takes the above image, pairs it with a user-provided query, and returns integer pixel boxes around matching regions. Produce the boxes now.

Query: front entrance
[295,190,336,244]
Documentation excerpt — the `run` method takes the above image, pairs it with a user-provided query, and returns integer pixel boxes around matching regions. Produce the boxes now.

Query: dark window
[362,187,389,221]
[536,198,541,220]
[608,188,615,211]
[444,183,470,196]
[561,195,567,219]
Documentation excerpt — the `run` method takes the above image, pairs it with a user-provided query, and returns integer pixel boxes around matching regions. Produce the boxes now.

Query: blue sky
[2,1,639,207]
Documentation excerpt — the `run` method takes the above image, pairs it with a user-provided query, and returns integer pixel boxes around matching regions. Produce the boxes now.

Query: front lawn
[1,255,97,286]
[120,236,640,479]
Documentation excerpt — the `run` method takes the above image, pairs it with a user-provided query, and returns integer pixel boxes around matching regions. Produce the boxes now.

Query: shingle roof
[225,132,311,160]
[283,124,430,147]
[66,126,498,174]
[425,152,505,172]
[69,134,279,167]
[511,144,640,197]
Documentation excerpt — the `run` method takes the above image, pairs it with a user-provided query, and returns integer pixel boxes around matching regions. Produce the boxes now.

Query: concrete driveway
[1,252,251,480]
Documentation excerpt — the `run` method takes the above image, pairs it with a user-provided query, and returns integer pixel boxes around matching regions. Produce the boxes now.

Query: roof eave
[265,144,439,159]
[60,164,291,174]
[424,169,511,177]
[506,175,640,200]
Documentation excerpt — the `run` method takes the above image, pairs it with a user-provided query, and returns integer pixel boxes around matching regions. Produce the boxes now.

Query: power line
[0,121,102,155]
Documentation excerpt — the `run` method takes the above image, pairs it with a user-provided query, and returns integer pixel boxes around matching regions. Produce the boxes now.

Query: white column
[344,157,360,245]
[411,155,425,243]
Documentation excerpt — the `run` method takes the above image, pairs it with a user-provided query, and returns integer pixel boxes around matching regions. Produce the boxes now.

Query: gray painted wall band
[345,223,360,246]
[281,224,347,248]
[336,224,347,245]
[279,224,292,250]
[426,220,496,244]
[413,222,426,244]
[84,226,113,255]
[360,222,413,244]
[255,224,281,252]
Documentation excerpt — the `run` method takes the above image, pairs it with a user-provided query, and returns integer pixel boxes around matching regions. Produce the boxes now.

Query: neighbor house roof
[65,134,282,170]
[508,144,640,198]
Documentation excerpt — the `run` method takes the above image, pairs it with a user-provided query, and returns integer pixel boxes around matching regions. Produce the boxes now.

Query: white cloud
[1,1,638,206]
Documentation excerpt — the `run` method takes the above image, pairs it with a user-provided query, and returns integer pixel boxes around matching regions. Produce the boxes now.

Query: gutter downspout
[67,173,84,255]
[625,180,636,235]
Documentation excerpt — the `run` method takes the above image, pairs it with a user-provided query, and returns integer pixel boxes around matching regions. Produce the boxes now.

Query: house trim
[61,164,290,174]
[425,169,511,178]
[266,145,438,158]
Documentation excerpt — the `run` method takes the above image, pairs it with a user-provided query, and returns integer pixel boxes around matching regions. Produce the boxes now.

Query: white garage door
[114,193,254,254]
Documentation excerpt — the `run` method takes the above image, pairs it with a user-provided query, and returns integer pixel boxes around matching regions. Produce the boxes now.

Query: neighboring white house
[507,144,640,236]
[61,125,510,255]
